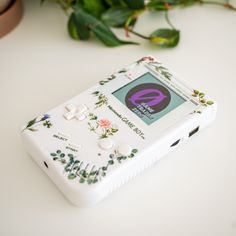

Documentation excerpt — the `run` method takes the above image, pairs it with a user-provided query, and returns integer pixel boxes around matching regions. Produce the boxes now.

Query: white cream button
[64,111,75,120]
[98,138,114,150]
[76,113,86,121]
[77,104,87,113]
[117,144,132,156]
[65,104,77,113]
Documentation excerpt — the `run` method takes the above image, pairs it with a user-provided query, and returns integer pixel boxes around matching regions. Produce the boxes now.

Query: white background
[0,0,236,235]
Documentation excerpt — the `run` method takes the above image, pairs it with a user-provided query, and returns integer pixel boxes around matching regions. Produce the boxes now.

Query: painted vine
[50,148,138,184]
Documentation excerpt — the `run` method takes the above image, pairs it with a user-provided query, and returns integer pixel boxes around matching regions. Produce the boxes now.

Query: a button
[63,103,88,121]
[77,104,87,113]
[63,111,75,120]
[76,113,86,121]
[117,144,132,156]
[65,104,77,113]
[98,138,114,150]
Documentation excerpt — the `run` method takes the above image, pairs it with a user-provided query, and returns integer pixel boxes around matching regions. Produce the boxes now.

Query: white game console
[21,56,217,206]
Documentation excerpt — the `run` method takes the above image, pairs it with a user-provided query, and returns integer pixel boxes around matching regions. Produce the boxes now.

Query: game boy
[21,56,217,206]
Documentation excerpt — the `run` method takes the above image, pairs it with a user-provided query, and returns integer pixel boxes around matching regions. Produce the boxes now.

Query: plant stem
[128,29,150,40]
[164,10,176,30]
[199,0,236,11]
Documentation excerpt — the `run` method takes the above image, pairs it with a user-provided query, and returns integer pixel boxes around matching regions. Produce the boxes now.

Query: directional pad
[63,104,88,121]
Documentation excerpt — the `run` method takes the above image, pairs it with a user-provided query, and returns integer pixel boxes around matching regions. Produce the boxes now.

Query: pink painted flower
[99,119,111,129]
[141,56,154,62]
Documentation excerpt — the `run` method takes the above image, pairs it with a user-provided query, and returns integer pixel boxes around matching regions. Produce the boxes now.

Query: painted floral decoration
[50,148,138,185]
[137,56,154,64]
[98,119,111,129]
[92,91,108,108]
[99,68,127,86]
[23,114,52,132]
[191,89,214,114]
[88,113,118,139]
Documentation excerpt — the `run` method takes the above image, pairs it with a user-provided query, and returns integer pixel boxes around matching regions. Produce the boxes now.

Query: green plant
[41,0,235,48]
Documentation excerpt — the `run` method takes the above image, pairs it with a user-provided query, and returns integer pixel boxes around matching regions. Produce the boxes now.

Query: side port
[44,161,49,169]
[189,126,200,137]
[170,139,181,147]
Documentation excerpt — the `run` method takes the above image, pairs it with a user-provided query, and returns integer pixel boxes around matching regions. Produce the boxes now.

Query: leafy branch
[41,0,236,48]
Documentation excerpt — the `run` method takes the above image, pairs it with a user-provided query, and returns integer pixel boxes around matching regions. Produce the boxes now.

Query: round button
[117,144,132,156]
[98,138,114,150]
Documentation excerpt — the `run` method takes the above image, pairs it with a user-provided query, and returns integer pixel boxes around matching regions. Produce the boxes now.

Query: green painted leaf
[28,128,38,132]
[56,150,61,154]
[123,0,144,9]
[61,159,66,164]
[26,118,37,128]
[68,173,76,179]
[129,153,134,158]
[50,153,57,157]
[207,100,214,105]
[132,149,138,153]
[108,160,114,165]
[109,154,114,158]
[199,92,205,98]
[79,178,85,183]
[150,29,180,48]
[101,7,134,27]
[102,166,107,171]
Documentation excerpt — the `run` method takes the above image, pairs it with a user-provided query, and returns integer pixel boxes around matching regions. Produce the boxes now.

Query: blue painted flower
[41,114,50,121]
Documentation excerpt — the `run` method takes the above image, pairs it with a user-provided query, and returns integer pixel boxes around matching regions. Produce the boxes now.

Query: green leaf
[68,173,76,179]
[150,29,180,48]
[82,0,106,18]
[105,0,121,6]
[101,7,134,27]
[50,153,57,157]
[68,8,138,47]
[91,22,138,46]
[123,0,144,9]
[68,11,90,40]
[56,150,61,154]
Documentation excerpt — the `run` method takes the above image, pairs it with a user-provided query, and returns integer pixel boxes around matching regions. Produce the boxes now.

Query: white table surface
[1,1,236,235]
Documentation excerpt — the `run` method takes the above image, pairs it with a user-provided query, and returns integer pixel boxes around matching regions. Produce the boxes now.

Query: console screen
[112,72,186,125]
